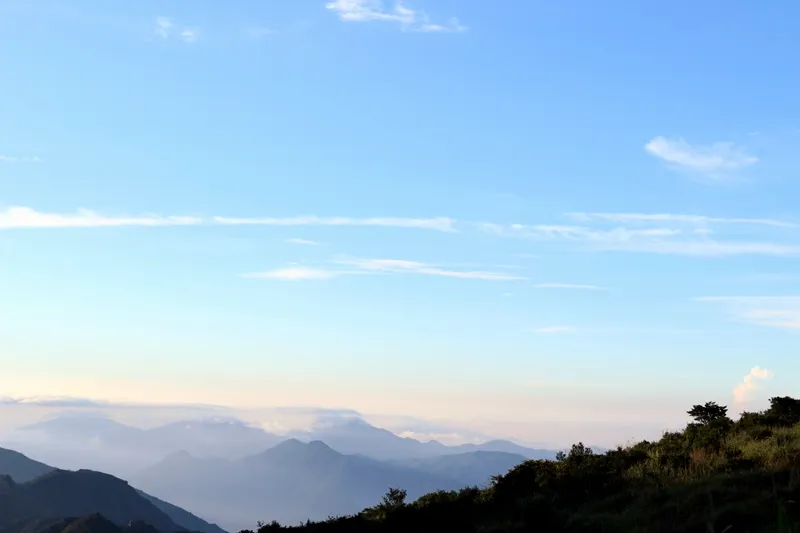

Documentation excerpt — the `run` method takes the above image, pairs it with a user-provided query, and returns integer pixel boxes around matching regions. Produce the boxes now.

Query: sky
[1,0,799,446]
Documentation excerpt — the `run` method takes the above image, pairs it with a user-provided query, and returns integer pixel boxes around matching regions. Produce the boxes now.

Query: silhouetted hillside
[0,447,226,533]
[135,492,227,533]
[0,447,54,483]
[36,514,161,533]
[237,396,800,533]
[0,469,183,533]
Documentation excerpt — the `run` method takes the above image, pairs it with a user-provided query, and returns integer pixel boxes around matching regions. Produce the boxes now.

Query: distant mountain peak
[307,440,335,451]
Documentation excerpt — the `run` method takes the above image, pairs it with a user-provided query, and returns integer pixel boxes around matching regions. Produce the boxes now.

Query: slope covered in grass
[240,396,800,533]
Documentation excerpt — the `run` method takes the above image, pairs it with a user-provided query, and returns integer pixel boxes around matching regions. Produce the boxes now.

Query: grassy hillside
[240,396,800,533]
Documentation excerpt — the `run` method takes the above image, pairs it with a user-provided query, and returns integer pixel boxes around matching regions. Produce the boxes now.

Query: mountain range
[1,413,574,531]
[129,438,528,531]
[2,413,559,479]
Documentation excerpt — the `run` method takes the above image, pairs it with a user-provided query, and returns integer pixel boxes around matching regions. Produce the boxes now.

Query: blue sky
[1,0,799,444]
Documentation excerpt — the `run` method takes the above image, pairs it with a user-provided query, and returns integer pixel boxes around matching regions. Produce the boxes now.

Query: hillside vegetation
[241,396,800,533]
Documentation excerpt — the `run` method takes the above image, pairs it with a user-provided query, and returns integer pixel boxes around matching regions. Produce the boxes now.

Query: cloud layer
[5,206,799,258]
[214,215,456,232]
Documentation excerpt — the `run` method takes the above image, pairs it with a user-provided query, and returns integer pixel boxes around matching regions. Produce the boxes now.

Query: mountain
[0,447,54,483]
[130,439,468,532]
[450,439,560,459]
[390,451,528,487]
[289,418,559,460]
[4,414,283,478]
[135,493,227,533]
[35,514,162,533]
[0,470,183,533]
[229,396,800,533]
[0,447,226,533]
[7,412,560,469]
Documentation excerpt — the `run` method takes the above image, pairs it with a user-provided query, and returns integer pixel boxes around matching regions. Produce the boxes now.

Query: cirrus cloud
[325,0,466,33]
[0,206,201,229]
[645,136,758,178]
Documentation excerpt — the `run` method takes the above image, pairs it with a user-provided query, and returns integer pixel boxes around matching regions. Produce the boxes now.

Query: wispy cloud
[567,212,796,229]
[154,16,199,43]
[0,207,201,229]
[155,16,173,38]
[0,154,41,163]
[214,215,456,232]
[478,214,800,257]
[8,206,798,258]
[286,238,322,246]
[325,0,466,32]
[733,366,774,406]
[336,257,525,280]
[645,136,758,178]
[243,267,339,280]
[697,296,800,330]
[247,258,525,282]
[533,326,573,334]
[179,28,199,43]
[533,283,602,290]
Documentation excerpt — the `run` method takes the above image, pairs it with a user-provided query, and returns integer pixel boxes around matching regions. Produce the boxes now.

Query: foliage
[242,397,800,533]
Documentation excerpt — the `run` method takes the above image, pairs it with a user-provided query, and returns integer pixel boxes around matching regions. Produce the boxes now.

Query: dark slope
[0,469,183,533]
[0,446,225,533]
[135,491,227,533]
[0,447,55,483]
[36,514,162,533]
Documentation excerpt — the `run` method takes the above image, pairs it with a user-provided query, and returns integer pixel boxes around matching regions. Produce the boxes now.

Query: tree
[767,396,800,425]
[379,487,407,510]
[687,401,729,425]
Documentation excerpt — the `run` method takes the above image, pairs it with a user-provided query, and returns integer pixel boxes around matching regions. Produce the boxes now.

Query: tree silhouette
[687,401,728,425]
[378,487,407,510]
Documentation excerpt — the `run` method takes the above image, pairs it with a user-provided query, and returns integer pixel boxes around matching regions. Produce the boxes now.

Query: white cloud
[0,155,41,163]
[154,16,198,43]
[325,0,465,32]
[645,136,758,177]
[214,215,456,232]
[697,296,800,330]
[477,218,800,257]
[243,267,339,280]
[0,206,201,229]
[286,238,322,246]
[180,28,199,43]
[566,212,796,229]
[246,258,525,282]
[533,283,602,290]
[533,326,573,334]
[336,257,525,280]
[417,16,467,33]
[732,366,774,405]
[155,16,173,38]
